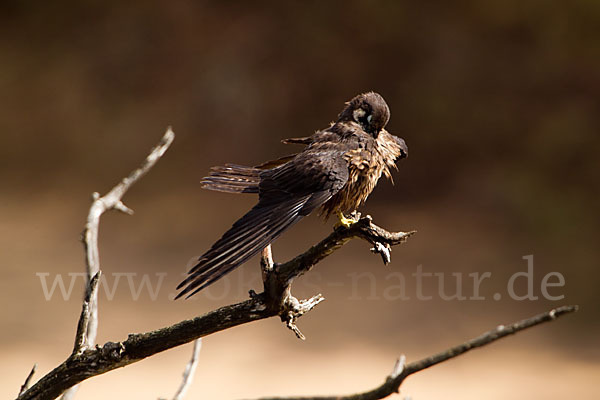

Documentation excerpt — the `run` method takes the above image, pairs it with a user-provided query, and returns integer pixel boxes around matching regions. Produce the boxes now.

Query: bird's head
[338,92,390,137]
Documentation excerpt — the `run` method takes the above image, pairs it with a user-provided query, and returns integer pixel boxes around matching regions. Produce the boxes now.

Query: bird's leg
[335,210,360,228]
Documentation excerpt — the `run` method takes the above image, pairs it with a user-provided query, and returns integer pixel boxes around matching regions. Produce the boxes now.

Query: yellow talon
[336,211,359,228]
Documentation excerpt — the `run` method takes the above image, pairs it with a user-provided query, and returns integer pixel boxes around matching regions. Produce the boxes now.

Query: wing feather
[176,146,349,298]
[175,196,311,298]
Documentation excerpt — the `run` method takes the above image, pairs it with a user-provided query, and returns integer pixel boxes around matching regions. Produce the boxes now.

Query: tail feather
[281,136,312,145]
[201,154,302,194]
[201,164,260,194]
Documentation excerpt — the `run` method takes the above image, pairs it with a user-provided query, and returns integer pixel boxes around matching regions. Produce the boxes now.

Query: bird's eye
[367,114,372,124]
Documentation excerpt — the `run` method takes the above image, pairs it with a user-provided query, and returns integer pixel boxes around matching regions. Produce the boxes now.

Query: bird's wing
[176,147,349,299]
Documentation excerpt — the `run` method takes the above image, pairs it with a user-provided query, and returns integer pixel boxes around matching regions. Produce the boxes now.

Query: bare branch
[61,128,175,400]
[370,242,391,265]
[261,245,275,276]
[18,214,414,400]
[389,355,406,380]
[275,216,415,286]
[251,305,578,400]
[19,296,276,400]
[282,293,326,340]
[72,272,101,355]
[79,126,175,353]
[254,217,414,340]
[171,339,202,400]
[18,364,37,397]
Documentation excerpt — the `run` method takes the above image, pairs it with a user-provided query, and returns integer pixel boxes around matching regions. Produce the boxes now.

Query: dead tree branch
[71,272,101,355]
[61,128,174,400]
[251,305,578,400]
[58,127,174,400]
[78,125,174,353]
[18,212,413,400]
[18,364,37,397]
[164,339,202,400]
[259,217,414,340]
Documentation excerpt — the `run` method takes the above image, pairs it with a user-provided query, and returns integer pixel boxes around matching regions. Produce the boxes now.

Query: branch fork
[260,246,325,340]
[282,293,325,340]
[257,215,415,340]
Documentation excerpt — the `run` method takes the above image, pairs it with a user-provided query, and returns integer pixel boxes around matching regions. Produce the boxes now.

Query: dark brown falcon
[176,92,408,299]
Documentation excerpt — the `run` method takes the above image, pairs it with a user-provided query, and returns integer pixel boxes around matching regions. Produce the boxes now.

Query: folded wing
[176,148,348,299]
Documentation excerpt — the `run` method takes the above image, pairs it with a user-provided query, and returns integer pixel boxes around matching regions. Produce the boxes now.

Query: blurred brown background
[1,1,599,399]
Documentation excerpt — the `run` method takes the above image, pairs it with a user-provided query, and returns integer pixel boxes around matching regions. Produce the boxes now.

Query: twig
[251,305,579,400]
[60,128,175,400]
[389,355,406,380]
[171,339,202,400]
[282,294,325,340]
[79,126,174,351]
[18,364,37,397]
[72,272,101,355]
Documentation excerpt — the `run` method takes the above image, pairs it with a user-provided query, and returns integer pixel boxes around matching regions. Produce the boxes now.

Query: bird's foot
[335,211,360,228]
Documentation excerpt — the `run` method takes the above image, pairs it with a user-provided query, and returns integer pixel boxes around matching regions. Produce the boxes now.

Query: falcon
[176,92,408,299]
